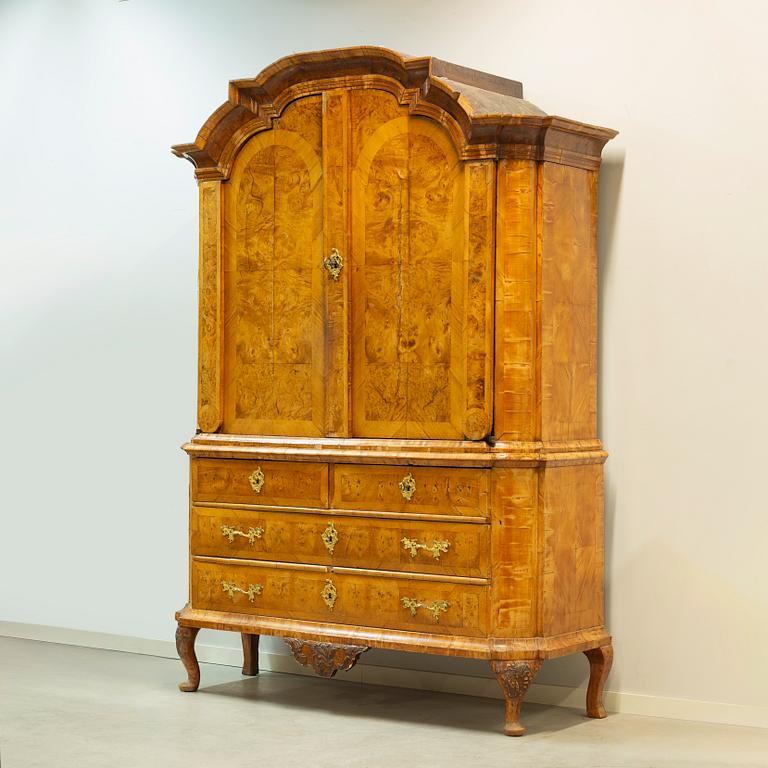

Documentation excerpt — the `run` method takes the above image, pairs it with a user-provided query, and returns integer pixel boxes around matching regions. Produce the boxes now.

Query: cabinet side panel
[494,160,537,441]
[540,163,598,441]
[490,468,538,637]
[542,463,604,636]
[198,181,223,432]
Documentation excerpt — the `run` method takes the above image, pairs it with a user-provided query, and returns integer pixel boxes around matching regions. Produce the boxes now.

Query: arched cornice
[172,46,617,180]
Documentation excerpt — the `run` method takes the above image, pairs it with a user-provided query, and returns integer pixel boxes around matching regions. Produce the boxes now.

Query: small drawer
[191,558,487,636]
[191,507,489,577]
[332,464,489,517]
[191,458,329,508]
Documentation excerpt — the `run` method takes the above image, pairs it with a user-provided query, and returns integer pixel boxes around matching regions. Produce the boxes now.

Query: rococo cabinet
[173,47,617,736]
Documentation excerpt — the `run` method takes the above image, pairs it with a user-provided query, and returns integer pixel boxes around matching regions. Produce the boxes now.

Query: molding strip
[1,622,766,730]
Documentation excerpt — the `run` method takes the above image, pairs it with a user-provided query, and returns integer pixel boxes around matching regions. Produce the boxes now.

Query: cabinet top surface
[173,46,617,178]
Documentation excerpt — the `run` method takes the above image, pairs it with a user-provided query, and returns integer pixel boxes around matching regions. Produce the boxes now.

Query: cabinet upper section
[172,46,617,179]
[176,48,617,449]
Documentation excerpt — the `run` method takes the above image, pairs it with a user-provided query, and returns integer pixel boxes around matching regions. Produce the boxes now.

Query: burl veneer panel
[541,463,604,636]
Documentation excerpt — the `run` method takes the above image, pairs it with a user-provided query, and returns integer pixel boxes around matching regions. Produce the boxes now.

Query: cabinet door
[222,96,326,436]
[349,90,495,439]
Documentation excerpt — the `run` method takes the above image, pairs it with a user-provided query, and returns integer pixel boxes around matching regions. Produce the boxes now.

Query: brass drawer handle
[220,524,263,546]
[321,522,338,554]
[321,579,337,610]
[401,597,449,622]
[401,537,449,560]
[399,472,416,501]
[221,580,263,602]
[323,247,343,280]
[248,467,265,493]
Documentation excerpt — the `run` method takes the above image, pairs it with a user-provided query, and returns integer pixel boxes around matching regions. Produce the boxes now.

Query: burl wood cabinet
[173,47,616,736]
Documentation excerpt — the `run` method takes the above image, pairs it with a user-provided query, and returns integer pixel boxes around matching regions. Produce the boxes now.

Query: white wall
[2,0,767,722]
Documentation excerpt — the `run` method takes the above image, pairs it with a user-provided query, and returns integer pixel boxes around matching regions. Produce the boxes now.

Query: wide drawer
[332,464,489,517]
[191,507,489,577]
[191,459,329,508]
[191,557,487,636]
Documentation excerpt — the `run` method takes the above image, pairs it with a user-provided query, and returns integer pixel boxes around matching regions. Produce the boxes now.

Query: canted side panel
[198,181,223,432]
[222,95,326,436]
[489,468,538,636]
[540,163,599,441]
[542,463,604,636]
[493,160,538,441]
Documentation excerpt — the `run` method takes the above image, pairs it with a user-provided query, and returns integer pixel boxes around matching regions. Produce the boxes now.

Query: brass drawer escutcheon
[401,597,449,622]
[401,537,450,560]
[220,524,263,546]
[221,580,263,602]
[321,579,337,610]
[399,472,416,501]
[323,247,344,280]
[248,467,265,493]
[321,521,339,554]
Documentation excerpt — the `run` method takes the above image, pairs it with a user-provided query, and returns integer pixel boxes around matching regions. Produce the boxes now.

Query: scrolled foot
[241,633,259,676]
[175,625,200,692]
[584,642,613,718]
[490,659,541,736]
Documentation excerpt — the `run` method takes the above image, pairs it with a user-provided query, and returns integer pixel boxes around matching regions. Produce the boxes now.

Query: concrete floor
[1,637,766,768]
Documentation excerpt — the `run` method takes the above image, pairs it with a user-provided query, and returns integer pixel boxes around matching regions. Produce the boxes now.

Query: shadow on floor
[197,670,593,737]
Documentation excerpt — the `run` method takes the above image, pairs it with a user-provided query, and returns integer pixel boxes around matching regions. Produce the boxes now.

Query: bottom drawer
[191,558,487,637]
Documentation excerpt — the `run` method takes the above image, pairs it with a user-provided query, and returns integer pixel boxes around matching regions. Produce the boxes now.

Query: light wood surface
[191,557,488,636]
[174,46,616,736]
[192,458,329,508]
[192,505,489,577]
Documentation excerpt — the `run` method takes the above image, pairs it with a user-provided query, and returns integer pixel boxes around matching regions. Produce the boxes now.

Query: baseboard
[2,621,766,729]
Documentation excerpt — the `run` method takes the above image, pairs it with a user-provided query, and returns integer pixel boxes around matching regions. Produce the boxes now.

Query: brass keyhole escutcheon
[321,522,339,555]
[321,579,337,611]
[323,248,343,280]
[399,472,416,501]
[248,467,265,494]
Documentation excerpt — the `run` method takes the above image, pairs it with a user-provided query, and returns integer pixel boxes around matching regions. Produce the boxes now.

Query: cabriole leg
[241,633,260,676]
[584,643,613,718]
[490,659,542,736]
[175,625,200,692]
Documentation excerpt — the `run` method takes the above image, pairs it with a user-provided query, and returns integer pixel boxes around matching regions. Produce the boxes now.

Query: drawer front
[332,464,489,517]
[192,507,489,577]
[192,558,487,636]
[192,459,329,508]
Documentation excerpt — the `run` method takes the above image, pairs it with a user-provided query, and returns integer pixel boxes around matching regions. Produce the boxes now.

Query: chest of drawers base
[176,450,612,736]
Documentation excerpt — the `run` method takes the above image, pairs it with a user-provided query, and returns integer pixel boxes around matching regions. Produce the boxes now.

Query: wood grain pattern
[322,90,351,437]
[191,557,488,636]
[192,458,329,508]
[222,95,325,436]
[489,468,538,637]
[284,637,369,678]
[198,181,223,433]
[175,625,200,692]
[584,642,613,718]
[172,46,617,177]
[542,463,605,636]
[493,160,538,442]
[175,47,617,736]
[490,659,541,736]
[540,163,599,442]
[349,90,493,439]
[178,604,609,660]
[192,506,489,577]
[332,463,489,517]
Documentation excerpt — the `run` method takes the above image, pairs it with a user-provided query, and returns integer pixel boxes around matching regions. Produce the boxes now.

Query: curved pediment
[172,46,616,179]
